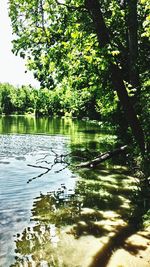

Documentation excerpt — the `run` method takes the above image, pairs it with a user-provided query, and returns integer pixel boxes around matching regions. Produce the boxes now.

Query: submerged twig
[27,168,51,183]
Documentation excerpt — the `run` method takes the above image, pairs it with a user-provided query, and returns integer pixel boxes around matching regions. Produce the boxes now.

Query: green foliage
[143,209,150,227]
[0,83,15,114]
[8,0,149,150]
[8,0,149,121]
[8,0,125,119]
[0,82,101,118]
[0,83,37,115]
[140,0,150,39]
[140,74,150,147]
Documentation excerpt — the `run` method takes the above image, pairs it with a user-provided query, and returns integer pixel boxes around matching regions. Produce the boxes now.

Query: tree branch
[27,146,127,183]
[76,145,127,168]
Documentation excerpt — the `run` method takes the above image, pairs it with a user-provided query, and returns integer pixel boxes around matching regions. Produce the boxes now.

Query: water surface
[1,116,129,267]
[0,116,114,266]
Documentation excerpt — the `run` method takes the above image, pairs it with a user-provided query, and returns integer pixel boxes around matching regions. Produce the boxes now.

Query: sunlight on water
[0,116,139,267]
[0,133,76,267]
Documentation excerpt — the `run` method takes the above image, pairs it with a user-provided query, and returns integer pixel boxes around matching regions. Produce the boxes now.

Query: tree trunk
[85,0,145,153]
[118,0,140,91]
[126,0,140,90]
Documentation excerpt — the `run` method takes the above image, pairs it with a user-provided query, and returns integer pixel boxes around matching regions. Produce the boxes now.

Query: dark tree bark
[85,0,145,153]
[126,0,140,90]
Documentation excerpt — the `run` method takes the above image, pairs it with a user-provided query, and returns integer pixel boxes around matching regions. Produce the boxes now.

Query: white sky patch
[0,0,40,88]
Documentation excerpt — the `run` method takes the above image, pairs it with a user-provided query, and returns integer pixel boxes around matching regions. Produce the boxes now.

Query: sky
[0,0,40,88]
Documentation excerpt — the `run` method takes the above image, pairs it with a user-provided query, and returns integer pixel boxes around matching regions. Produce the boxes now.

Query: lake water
[0,116,118,267]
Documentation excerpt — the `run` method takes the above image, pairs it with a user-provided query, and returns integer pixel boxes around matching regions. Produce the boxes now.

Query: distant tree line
[0,82,102,118]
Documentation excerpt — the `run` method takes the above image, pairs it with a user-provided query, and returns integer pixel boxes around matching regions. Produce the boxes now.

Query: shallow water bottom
[10,165,150,267]
[10,209,150,267]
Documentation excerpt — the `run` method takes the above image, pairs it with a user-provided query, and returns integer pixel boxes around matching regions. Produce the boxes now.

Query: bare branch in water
[27,163,53,183]
[27,168,51,183]
[27,146,127,183]
[27,148,72,183]
[36,154,51,162]
[55,163,71,173]
[27,164,50,170]
[36,160,52,164]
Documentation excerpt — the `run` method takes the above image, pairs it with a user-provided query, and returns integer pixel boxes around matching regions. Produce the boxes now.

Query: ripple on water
[0,133,76,267]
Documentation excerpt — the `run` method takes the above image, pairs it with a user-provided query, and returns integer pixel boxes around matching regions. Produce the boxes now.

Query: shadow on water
[10,162,147,267]
[2,116,148,266]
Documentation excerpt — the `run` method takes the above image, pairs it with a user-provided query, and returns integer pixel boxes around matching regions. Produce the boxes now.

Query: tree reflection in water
[10,165,137,267]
